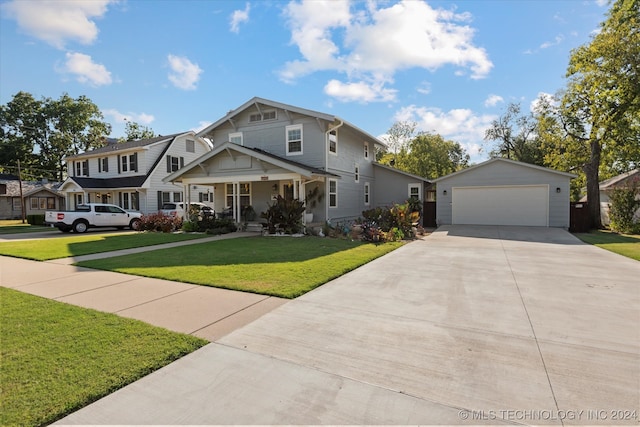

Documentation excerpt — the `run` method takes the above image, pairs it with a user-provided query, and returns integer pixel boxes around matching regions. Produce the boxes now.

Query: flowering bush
[139,212,183,233]
[358,199,420,242]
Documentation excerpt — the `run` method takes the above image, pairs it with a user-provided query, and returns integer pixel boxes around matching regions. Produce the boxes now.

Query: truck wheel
[130,218,141,231]
[73,220,89,233]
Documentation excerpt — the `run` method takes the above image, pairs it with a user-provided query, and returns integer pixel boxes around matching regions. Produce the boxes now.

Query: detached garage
[434,158,576,228]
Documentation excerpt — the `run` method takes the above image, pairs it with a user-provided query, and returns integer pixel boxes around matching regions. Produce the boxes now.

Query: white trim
[354,163,359,183]
[286,124,303,156]
[329,129,338,155]
[363,141,370,160]
[408,183,422,200]
[364,182,370,206]
[328,178,338,208]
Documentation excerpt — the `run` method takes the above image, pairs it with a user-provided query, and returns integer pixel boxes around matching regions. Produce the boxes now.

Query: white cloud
[530,92,557,114]
[60,52,112,86]
[324,79,397,102]
[1,0,114,49]
[281,0,492,103]
[394,104,496,160]
[103,109,155,125]
[230,3,250,33]
[167,54,203,90]
[540,34,564,49]
[417,81,432,95]
[484,94,504,107]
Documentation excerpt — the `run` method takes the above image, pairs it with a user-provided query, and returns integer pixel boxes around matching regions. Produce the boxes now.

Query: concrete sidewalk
[1,231,287,341]
[53,225,639,425]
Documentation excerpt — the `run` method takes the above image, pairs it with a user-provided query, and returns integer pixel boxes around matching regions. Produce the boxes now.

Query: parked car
[160,202,215,220]
[45,203,142,233]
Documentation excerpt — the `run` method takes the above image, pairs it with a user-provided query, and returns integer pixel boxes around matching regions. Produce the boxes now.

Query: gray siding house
[434,158,575,228]
[58,131,213,214]
[165,97,429,225]
[0,175,65,220]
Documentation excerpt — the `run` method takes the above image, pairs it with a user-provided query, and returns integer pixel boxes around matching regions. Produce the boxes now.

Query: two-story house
[58,131,214,213]
[164,97,430,225]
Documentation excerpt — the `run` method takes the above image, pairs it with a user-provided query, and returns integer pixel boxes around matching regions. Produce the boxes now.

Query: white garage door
[452,185,549,226]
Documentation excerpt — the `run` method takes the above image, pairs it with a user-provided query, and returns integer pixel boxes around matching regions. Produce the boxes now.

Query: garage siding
[435,159,572,228]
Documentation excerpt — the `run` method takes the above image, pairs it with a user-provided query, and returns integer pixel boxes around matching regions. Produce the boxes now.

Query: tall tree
[379,132,469,179]
[118,120,156,142]
[0,92,111,181]
[540,0,639,228]
[379,121,417,162]
[484,102,544,165]
[0,92,40,177]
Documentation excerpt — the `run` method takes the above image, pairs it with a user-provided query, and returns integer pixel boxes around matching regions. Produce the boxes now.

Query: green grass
[0,287,207,427]
[78,236,404,298]
[0,220,56,234]
[574,230,640,261]
[0,232,211,260]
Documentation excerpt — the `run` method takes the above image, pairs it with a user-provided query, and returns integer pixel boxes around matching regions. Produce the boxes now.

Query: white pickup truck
[45,203,143,233]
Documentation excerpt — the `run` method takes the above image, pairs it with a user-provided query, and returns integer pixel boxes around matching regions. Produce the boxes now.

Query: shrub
[139,212,182,233]
[26,214,45,225]
[609,181,640,234]
[359,199,420,242]
[260,195,305,234]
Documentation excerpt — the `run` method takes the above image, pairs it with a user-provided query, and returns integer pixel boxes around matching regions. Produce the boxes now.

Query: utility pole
[17,159,26,224]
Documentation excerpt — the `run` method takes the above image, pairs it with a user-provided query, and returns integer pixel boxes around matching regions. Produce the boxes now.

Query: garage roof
[433,157,576,182]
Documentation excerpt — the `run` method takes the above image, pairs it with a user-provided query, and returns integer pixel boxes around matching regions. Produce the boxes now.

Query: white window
[13,198,22,210]
[329,179,337,208]
[121,155,128,172]
[186,139,195,153]
[364,182,370,206]
[229,132,243,145]
[354,164,359,183]
[286,124,303,155]
[263,110,276,120]
[409,183,422,201]
[173,192,183,202]
[162,192,171,203]
[249,113,262,122]
[75,160,88,176]
[329,130,337,155]
[364,141,369,159]
[100,157,108,173]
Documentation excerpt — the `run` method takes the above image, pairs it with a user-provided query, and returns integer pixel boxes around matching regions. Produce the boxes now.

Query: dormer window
[229,132,243,145]
[286,124,303,156]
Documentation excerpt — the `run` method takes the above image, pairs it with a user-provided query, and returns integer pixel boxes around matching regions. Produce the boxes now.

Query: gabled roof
[196,96,387,148]
[0,180,63,197]
[599,169,640,190]
[65,132,190,160]
[164,141,340,183]
[433,157,577,182]
[373,163,431,183]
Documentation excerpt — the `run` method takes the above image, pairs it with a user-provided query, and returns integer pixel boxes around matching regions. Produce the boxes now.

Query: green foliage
[608,181,640,234]
[26,214,45,225]
[118,120,156,143]
[484,102,544,165]
[359,199,420,242]
[139,212,183,233]
[260,195,306,234]
[1,91,111,181]
[537,0,640,226]
[378,131,469,179]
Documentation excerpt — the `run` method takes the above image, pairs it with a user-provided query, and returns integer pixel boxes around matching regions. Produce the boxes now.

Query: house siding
[436,160,572,228]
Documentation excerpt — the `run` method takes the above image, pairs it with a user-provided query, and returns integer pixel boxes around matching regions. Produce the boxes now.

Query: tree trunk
[584,139,602,229]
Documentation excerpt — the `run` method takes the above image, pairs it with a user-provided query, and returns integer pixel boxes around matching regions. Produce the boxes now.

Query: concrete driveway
[56,225,639,425]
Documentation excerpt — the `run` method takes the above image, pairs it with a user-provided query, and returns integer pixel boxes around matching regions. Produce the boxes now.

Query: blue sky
[0,0,608,163]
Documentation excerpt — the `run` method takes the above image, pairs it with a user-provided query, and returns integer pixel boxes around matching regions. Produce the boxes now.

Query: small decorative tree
[260,196,306,234]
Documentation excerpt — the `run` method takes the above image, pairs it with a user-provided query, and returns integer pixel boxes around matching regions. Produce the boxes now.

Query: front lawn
[0,287,207,427]
[574,230,640,261]
[0,220,56,234]
[0,232,210,260]
[78,236,403,298]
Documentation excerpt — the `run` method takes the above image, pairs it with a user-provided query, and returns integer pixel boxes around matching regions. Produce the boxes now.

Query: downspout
[324,119,344,224]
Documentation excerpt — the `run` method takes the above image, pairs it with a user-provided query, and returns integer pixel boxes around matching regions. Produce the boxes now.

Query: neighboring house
[0,174,65,219]
[164,97,430,225]
[434,158,576,228]
[580,169,640,226]
[58,132,214,214]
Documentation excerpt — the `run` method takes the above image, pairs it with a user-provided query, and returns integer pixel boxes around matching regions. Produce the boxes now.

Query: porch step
[245,222,265,232]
